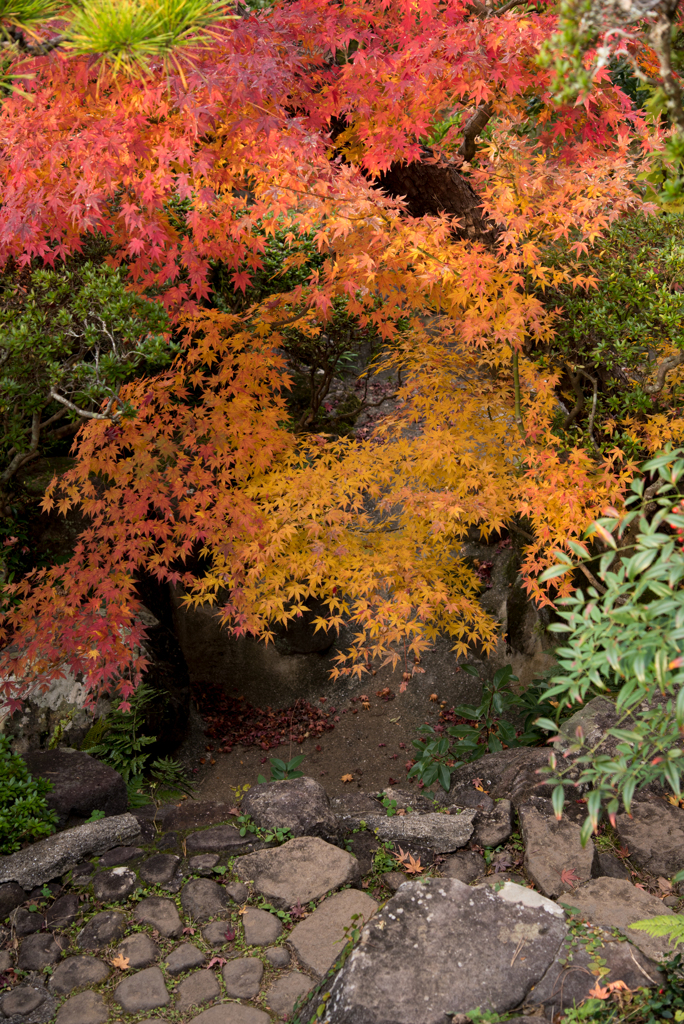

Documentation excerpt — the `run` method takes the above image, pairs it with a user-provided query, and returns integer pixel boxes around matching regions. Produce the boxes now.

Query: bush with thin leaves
[537,448,684,843]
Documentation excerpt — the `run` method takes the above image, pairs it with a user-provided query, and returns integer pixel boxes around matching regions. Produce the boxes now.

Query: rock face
[0,812,141,889]
[471,799,514,848]
[556,696,619,756]
[22,750,127,826]
[519,804,597,898]
[241,777,339,842]
[616,800,684,876]
[361,811,476,854]
[236,836,360,909]
[289,889,378,977]
[319,878,567,1024]
[559,877,675,962]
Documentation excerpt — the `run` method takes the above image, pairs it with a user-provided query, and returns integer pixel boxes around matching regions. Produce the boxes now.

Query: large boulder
[556,696,619,757]
[316,878,567,1024]
[22,750,126,826]
[241,777,338,842]
[447,747,554,807]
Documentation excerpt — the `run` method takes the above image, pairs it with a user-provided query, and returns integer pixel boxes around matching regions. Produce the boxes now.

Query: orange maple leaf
[341,773,354,782]
[111,954,130,970]
[589,980,631,1000]
[560,867,580,886]
[394,846,424,875]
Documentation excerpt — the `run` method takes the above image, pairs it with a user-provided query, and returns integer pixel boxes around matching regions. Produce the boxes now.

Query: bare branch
[458,103,492,162]
[642,350,684,394]
[49,389,120,421]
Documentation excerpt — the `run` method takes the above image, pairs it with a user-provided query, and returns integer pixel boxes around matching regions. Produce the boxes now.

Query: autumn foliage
[0,0,673,709]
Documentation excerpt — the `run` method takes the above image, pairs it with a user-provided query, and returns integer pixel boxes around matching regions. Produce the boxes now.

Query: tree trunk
[378,151,497,245]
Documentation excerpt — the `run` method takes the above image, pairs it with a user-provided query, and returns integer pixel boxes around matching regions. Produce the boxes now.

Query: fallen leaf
[341,773,354,782]
[207,957,226,969]
[111,954,130,970]
[183,926,195,935]
[658,877,673,892]
[560,867,580,886]
[429,693,438,701]
[224,926,236,941]
[617,845,630,859]
[229,806,240,816]
[395,846,424,875]
[588,980,631,1000]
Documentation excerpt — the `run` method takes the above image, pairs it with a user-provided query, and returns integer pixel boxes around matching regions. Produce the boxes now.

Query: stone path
[1,727,684,1024]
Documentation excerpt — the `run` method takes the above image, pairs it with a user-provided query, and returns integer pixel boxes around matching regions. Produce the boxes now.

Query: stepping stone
[140,853,181,885]
[188,854,219,876]
[221,957,263,998]
[559,876,676,962]
[165,942,207,976]
[114,965,170,1013]
[56,989,109,1024]
[10,907,42,935]
[264,945,290,968]
[242,908,283,946]
[225,881,249,904]
[77,911,126,950]
[236,837,360,909]
[321,879,567,1024]
[266,971,315,1018]
[71,861,95,885]
[49,955,111,995]
[519,803,596,897]
[202,920,234,947]
[115,932,159,968]
[188,1005,270,1024]
[47,893,80,929]
[441,850,486,883]
[242,777,339,841]
[289,889,378,977]
[99,846,144,867]
[0,984,47,1016]
[133,896,183,937]
[17,932,62,969]
[186,825,256,854]
[181,878,229,922]
[472,799,514,848]
[175,968,221,1010]
[92,867,137,901]
[616,800,684,876]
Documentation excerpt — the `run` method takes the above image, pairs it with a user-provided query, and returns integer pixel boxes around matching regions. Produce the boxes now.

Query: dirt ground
[180,672,484,802]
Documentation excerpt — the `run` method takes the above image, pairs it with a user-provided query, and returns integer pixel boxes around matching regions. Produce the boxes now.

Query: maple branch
[49,389,121,421]
[578,562,607,595]
[642,350,684,394]
[562,368,585,429]
[458,103,492,162]
[1,412,41,486]
[491,0,530,14]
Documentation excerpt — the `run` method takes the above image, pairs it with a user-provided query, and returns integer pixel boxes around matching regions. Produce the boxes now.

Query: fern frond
[629,914,684,948]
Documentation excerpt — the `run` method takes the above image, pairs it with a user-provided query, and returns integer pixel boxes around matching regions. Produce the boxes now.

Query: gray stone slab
[221,957,264,998]
[362,811,476,853]
[188,1005,270,1024]
[242,908,283,946]
[175,968,221,1010]
[181,878,229,922]
[266,971,315,1018]
[289,889,378,977]
[77,911,126,950]
[17,933,62,969]
[49,955,110,995]
[140,854,181,885]
[320,878,567,1024]
[133,896,183,937]
[46,893,80,929]
[185,826,257,855]
[165,942,206,976]
[441,851,486,883]
[473,799,514,848]
[236,836,359,909]
[519,804,596,898]
[113,965,170,1013]
[616,800,684,877]
[559,877,677,962]
[242,777,338,842]
[188,854,219,876]
[115,932,159,968]
[92,867,137,902]
[0,813,141,889]
[265,945,290,968]
[56,990,109,1024]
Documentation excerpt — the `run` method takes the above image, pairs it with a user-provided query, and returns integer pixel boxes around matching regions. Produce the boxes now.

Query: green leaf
[437,763,452,792]
[551,785,565,819]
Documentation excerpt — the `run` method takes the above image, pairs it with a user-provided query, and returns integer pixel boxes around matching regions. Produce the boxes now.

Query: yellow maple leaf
[341,773,354,782]
[111,954,130,970]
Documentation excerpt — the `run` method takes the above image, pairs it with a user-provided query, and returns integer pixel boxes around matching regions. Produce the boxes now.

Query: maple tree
[0,0,676,712]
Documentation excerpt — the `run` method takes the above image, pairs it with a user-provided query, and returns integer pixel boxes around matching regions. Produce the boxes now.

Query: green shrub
[538,448,684,837]
[0,735,58,854]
